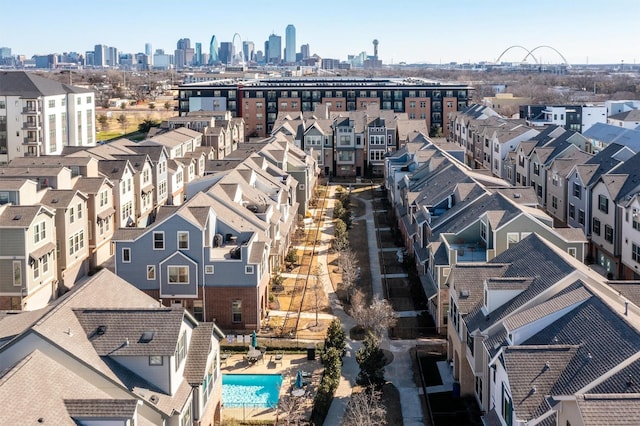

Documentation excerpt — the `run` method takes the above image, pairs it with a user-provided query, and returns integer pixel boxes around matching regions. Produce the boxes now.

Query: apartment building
[178,77,470,139]
[0,71,95,163]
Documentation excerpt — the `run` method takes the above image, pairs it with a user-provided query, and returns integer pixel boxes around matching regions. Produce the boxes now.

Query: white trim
[153,231,165,250]
[205,265,214,274]
[122,247,131,263]
[177,231,189,250]
[167,265,189,284]
[245,265,254,274]
[147,265,156,280]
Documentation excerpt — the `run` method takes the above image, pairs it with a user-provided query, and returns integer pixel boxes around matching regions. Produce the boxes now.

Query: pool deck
[221,353,323,423]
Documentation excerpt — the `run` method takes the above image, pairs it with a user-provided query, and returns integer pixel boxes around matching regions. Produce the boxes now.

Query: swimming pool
[222,374,283,408]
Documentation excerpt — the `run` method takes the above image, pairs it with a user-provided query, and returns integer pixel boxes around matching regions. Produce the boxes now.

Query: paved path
[322,191,425,425]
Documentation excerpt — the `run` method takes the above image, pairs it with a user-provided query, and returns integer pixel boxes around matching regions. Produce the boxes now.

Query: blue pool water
[222,374,283,408]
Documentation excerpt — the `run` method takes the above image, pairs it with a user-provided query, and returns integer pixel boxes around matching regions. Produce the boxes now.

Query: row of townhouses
[384,112,640,424]
[448,105,640,279]
[0,268,225,425]
[112,136,318,329]
[0,132,317,330]
[271,104,429,177]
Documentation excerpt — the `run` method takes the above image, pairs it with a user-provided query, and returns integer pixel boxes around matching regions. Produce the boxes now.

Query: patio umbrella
[251,330,257,348]
[295,370,304,388]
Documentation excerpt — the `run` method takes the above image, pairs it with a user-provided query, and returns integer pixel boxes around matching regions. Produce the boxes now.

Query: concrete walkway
[322,190,425,425]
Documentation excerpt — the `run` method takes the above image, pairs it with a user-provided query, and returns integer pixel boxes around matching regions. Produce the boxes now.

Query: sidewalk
[322,188,425,425]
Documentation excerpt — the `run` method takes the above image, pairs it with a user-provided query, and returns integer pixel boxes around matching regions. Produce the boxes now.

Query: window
[573,182,582,199]
[77,97,81,105]
[480,221,487,242]
[569,204,575,220]
[147,265,156,280]
[181,403,191,426]
[604,225,614,243]
[245,265,254,274]
[232,300,242,323]
[178,231,189,250]
[77,203,83,219]
[568,247,577,258]
[13,261,22,287]
[153,232,164,250]
[632,243,640,263]
[507,233,519,249]
[552,174,559,186]
[502,383,513,426]
[33,257,40,279]
[122,248,131,263]
[634,214,640,231]
[598,195,609,213]
[175,332,187,370]
[578,210,585,225]
[48,99,55,108]
[533,163,540,176]
[168,266,189,284]
[551,196,558,210]
[69,207,75,223]
[475,376,483,403]
[205,265,214,274]
[593,218,601,235]
[467,331,474,354]
[34,221,46,244]
[68,230,85,255]
[149,355,163,365]
[537,184,542,198]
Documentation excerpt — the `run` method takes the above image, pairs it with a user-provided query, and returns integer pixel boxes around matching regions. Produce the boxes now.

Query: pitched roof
[449,264,510,313]
[0,71,91,96]
[64,398,138,418]
[503,345,578,421]
[575,394,640,425]
[0,205,52,227]
[74,308,185,356]
[183,323,214,385]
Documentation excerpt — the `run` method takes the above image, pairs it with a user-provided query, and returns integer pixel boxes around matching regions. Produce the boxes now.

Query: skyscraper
[195,42,202,66]
[243,41,255,63]
[268,34,281,64]
[300,44,310,60]
[145,43,153,66]
[94,44,106,67]
[208,35,219,65]
[285,25,296,63]
[219,42,233,65]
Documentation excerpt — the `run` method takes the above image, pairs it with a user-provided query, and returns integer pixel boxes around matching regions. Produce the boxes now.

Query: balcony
[450,243,486,263]
[23,121,41,130]
[23,137,41,145]
[22,106,39,114]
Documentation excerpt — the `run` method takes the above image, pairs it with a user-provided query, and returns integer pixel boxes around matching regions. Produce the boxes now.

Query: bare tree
[338,248,359,302]
[277,395,305,426]
[116,114,128,134]
[311,265,324,327]
[350,291,396,339]
[343,388,387,426]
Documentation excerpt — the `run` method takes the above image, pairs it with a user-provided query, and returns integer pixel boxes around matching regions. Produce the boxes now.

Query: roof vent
[627,375,634,387]
[460,289,470,298]
[149,395,159,405]
[12,215,21,221]
[544,361,551,370]
[96,325,107,335]
[51,198,58,204]
[513,193,521,199]
[140,331,155,343]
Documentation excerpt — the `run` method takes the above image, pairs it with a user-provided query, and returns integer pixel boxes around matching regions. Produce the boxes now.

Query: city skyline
[2,0,640,65]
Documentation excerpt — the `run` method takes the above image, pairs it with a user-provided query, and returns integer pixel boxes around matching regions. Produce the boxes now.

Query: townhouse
[0,203,57,310]
[544,149,593,225]
[112,191,271,330]
[590,152,640,278]
[0,269,225,425]
[582,122,640,154]
[40,189,90,288]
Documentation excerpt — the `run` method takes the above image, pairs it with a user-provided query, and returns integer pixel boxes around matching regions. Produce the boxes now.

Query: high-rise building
[145,43,153,66]
[175,38,192,69]
[285,25,296,63]
[195,42,202,66]
[107,46,118,66]
[219,42,233,65]
[243,41,255,63]
[300,44,310,60]
[208,35,219,65]
[267,34,281,64]
[94,44,106,67]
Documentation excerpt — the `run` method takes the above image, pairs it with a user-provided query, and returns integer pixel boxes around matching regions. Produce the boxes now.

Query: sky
[2,0,640,65]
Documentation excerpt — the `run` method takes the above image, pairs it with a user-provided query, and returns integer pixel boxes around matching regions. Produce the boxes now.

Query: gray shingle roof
[0,205,51,227]
[74,308,185,356]
[0,71,91,96]
[607,281,640,309]
[576,394,640,425]
[450,264,510,313]
[525,295,640,396]
[588,355,640,394]
[64,398,138,418]
[503,345,578,421]
[183,323,214,385]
